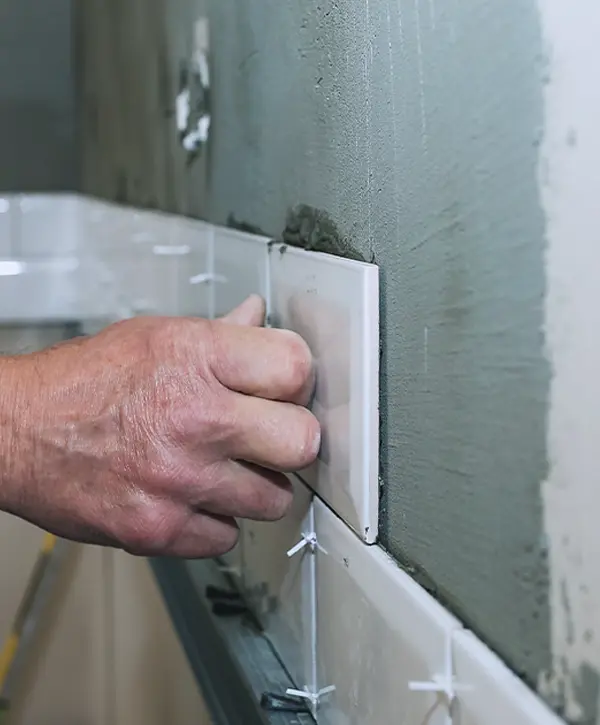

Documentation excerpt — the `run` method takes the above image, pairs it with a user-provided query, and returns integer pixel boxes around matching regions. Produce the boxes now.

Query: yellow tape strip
[0,633,19,691]
[41,533,56,555]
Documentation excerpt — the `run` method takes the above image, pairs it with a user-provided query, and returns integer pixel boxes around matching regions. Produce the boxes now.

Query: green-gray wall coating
[208,0,551,688]
[0,0,77,191]
[79,0,553,705]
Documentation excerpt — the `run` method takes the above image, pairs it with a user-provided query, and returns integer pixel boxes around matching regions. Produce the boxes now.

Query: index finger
[209,323,315,406]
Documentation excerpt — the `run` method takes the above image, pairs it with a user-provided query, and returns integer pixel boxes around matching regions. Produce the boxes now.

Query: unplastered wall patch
[539,1,600,722]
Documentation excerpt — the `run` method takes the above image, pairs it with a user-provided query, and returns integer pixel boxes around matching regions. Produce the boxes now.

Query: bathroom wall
[77,1,600,722]
[0,0,77,191]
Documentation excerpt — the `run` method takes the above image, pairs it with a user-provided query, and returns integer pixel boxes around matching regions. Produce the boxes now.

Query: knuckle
[207,522,239,557]
[194,392,238,447]
[246,481,290,522]
[162,382,233,448]
[120,504,178,557]
[149,316,212,365]
[281,332,313,398]
[263,483,293,522]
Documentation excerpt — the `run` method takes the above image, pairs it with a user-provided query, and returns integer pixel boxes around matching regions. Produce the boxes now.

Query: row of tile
[229,477,565,725]
[0,194,380,543]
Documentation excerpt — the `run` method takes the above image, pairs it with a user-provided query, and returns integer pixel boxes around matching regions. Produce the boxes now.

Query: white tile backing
[269,244,379,542]
[314,498,462,725]
[241,475,316,694]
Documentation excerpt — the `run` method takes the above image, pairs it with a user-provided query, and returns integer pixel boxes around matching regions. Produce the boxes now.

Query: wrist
[0,356,35,511]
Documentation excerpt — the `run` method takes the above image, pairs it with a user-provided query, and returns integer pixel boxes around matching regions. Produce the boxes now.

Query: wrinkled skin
[0,296,320,558]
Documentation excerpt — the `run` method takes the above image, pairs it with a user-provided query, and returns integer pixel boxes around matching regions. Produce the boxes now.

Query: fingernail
[312,423,322,456]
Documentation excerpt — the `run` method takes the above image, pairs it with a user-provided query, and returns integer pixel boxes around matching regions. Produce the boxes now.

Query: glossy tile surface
[452,630,564,725]
[213,228,271,319]
[242,476,316,692]
[270,245,379,542]
[17,194,80,258]
[0,196,14,257]
[314,498,461,725]
[88,219,177,317]
[0,258,114,322]
[81,200,212,319]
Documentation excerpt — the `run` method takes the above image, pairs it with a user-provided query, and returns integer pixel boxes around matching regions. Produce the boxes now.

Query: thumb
[219,295,266,326]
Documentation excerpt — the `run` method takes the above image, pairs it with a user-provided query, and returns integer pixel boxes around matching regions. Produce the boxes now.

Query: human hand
[0,296,320,558]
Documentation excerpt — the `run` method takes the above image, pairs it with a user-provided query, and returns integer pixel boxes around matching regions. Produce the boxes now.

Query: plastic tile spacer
[216,564,242,579]
[152,244,191,256]
[285,686,336,710]
[260,691,310,714]
[189,272,227,285]
[408,628,469,725]
[286,532,326,558]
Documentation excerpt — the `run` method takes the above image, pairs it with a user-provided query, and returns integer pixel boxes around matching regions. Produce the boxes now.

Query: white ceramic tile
[452,630,565,725]
[0,258,116,323]
[85,242,178,319]
[81,197,133,255]
[242,475,316,692]
[0,196,15,257]
[81,201,212,319]
[314,498,462,724]
[17,194,81,258]
[270,245,379,542]
[172,218,212,319]
[213,227,271,319]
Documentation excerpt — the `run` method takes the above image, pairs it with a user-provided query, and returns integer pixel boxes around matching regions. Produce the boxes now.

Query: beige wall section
[113,551,211,725]
[7,544,109,725]
[0,516,45,652]
[0,538,210,725]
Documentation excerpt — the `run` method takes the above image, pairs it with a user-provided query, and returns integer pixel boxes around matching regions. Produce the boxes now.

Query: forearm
[0,355,35,512]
